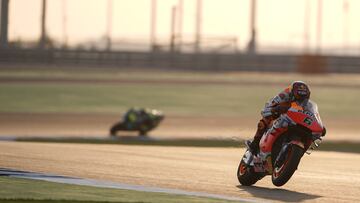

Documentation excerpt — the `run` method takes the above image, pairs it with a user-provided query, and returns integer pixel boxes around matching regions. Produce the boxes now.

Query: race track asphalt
[0,141,359,202]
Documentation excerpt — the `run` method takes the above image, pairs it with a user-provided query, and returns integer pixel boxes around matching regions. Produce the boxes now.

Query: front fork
[242,150,253,165]
[274,143,290,168]
[274,138,306,169]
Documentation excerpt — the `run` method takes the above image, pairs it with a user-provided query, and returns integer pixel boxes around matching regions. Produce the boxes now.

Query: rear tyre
[272,145,304,186]
[237,159,260,186]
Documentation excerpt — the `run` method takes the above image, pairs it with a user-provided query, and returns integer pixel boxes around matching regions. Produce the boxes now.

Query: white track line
[0,168,265,203]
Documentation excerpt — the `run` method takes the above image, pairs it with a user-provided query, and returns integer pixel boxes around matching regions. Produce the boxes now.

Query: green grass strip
[16,137,242,148]
[0,176,240,203]
[1,80,359,118]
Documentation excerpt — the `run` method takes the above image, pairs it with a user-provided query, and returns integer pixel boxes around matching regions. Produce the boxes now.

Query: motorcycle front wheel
[110,122,126,136]
[272,144,304,186]
[237,158,261,186]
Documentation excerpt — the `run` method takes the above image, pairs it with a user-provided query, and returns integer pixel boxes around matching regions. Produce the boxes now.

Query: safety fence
[0,48,359,73]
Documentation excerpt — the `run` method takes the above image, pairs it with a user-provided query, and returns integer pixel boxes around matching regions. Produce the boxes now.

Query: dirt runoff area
[0,112,359,142]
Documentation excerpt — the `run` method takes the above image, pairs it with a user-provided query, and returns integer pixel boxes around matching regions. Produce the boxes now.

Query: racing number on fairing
[303,117,313,126]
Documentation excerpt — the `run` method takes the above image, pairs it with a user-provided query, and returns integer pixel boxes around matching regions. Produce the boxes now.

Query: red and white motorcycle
[237,100,325,187]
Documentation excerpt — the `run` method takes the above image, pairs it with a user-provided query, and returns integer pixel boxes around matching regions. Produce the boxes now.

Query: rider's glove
[271,104,290,116]
[261,108,273,117]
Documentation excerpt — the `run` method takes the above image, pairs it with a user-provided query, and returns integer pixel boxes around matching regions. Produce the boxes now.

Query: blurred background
[1,0,360,72]
[0,0,359,144]
[4,0,360,55]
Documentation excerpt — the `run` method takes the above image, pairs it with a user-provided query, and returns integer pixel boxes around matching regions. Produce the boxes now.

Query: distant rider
[247,81,326,154]
[110,107,164,136]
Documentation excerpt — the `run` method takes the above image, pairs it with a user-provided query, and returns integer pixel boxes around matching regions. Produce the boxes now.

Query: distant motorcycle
[110,108,164,136]
[237,101,325,187]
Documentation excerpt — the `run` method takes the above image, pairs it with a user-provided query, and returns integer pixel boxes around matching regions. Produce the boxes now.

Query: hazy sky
[7,0,360,52]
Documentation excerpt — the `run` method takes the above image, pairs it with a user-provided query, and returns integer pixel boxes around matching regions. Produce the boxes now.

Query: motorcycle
[237,100,325,187]
[110,109,164,136]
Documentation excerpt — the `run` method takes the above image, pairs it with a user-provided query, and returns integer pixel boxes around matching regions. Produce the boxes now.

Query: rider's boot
[247,134,261,154]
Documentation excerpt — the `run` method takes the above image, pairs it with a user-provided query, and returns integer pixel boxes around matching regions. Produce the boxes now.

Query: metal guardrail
[0,48,359,73]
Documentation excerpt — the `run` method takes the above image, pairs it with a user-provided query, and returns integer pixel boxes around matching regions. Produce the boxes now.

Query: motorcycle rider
[120,107,151,131]
[247,81,325,154]
[110,107,164,136]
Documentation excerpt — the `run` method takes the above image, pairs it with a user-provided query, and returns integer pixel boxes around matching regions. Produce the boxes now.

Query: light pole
[247,0,257,54]
[177,0,183,52]
[150,0,157,51]
[0,0,9,48]
[170,5,176,52]
[62,0,68,48]
[194,0,202,53]
[106,0,113,51]
[39,0,47,49]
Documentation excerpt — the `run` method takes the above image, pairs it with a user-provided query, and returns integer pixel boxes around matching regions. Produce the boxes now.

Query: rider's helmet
[291,81,310,103]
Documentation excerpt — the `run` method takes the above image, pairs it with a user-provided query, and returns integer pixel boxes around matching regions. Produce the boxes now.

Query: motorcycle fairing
[242,149,273,174]
[251,151,273,174]
[259,118,288,153]
[259,102,323,153]
[287,110,323,134]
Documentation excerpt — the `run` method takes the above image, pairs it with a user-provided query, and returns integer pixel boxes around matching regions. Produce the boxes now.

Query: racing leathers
[249,86,299,154]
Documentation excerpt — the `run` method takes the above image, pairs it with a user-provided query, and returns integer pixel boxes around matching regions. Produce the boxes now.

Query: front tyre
[272,144,304,187]
[237,159,260,186]
[138,130,148,136]
[110,122,126,136]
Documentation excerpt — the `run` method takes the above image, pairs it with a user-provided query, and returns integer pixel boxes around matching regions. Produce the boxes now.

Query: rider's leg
[249,118,270,153]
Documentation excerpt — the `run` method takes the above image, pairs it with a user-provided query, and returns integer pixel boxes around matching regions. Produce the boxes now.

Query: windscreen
[304,100,323,128]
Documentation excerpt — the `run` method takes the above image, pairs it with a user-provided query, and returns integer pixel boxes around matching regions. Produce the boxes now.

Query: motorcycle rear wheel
[272,144,304,186]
